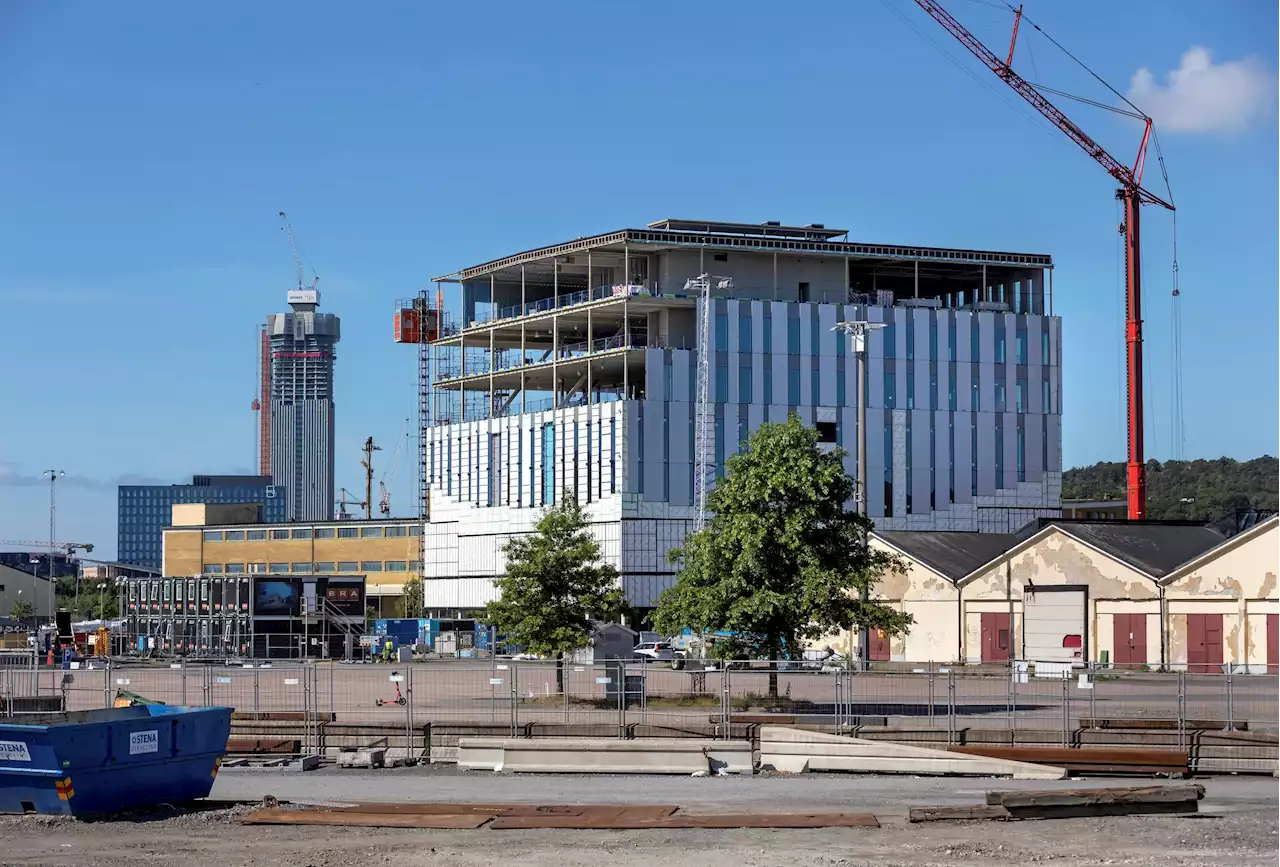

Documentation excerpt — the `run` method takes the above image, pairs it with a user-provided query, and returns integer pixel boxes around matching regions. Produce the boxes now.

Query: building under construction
[403,218,1063,615]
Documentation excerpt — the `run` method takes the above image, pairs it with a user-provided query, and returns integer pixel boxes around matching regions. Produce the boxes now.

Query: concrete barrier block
[457,736,753,775]
[337,748,386,769]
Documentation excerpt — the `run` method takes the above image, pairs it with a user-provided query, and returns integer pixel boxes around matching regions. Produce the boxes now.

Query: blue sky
[1,0,1275,558]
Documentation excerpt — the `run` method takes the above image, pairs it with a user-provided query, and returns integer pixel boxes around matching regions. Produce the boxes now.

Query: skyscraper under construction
[267,288,341,521]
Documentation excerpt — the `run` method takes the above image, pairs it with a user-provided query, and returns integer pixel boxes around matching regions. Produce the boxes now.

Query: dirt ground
[3,770,1276,867]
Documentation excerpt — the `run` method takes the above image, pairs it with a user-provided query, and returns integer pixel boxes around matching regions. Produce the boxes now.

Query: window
[883,424,894,518]
[787,317,800,354]
[739,366,752,402]
[315,527,336,539]
[1015,332,1027,365]
[906,371,915,409]
[202,531,222,542]
[359,525,383,538]
[995,327,1006,363]
[1043,379,1051,413]
[739,314,752,353]
[995,424,1005,484]
[787,368,800,404]
[314,562,335,573]
[541,422,555,505]
[224,530,245,541]
[409,560,423,572]
[287,562,307,573]
[408,524,421,536]
[716,363,728,402]
[884,323,896,358]
[268,528,288,540]
[884,371,895,408]
[929,318,938,360]
[586,420,593,503]
[995,381,1006,413]
[338,527,358,539]
[386,525,408,537]
[971,425,979,496]
[269,562,289,573]
[225,563,245,574]
[446,436,453,496]
[517,424,524,507]
[202,564,223,574]
[906,321,915,360]
[609,418,617,495]
[337,561,359,572]
[292,528,312,540]
[970,321,979,363]
[1017,424,1026,482]
[385,560,408,572]
[798,282,809,303]
[971,373,980,411]
[816,421,837,443]
[948,321,957,362]
[1016,378,1027,413]
[246,529,267,541]
[905,419,913,514]
[714,312,728,351]
[1041,327,1051,363]
[249,563,268,574]
[361,561,384,572]
[948,368,957,411]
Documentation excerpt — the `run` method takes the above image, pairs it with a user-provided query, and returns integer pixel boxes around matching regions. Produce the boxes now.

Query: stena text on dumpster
[129,730,159,755]
[0,741,32,761]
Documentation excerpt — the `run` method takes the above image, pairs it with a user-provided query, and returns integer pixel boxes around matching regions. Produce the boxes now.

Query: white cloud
[1128,46,1275,133]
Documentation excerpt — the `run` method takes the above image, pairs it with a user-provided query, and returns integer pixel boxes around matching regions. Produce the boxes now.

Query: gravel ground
[2,769,1276,867]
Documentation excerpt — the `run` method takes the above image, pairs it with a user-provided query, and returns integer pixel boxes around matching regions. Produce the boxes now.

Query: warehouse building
[861,513,1279,672]
[419,217,1062,613]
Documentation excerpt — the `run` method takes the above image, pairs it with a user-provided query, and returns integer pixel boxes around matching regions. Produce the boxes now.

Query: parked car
[633,641,674,661]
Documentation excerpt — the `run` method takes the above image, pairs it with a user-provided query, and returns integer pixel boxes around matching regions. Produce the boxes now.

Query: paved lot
[2,770,1276,867]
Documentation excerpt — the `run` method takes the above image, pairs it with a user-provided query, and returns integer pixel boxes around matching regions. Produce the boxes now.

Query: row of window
[199,561,421,574]
[883,416,1044,518]
[709,307,1054,362]
[432,418,619,509]
[884,369,1054,413]
[201,524,419,543]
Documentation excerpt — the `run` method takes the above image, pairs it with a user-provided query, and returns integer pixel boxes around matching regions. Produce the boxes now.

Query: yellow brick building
[162,511,422,617]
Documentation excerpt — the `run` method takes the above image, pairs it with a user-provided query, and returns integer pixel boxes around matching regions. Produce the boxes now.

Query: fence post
[833,669,843,729]
[1061,672,1070,747]
[180,661,188,707]
[929,666,937,726]
[1088,671,1097,724]
[617,661,625,738]
[946,670,956,745]
[103,658,111,709]
[253,666,261,715]
[1225,671,1235,732]
[720,665,732,738]
[404,666,414,765]
[1176,670,1187,751]
[509,662,519,737]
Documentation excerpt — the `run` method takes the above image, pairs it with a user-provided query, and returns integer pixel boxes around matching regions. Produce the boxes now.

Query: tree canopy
[400,576,424,617]
[653,414,910,676]
[484,496,624,662]
[1063,456,1278,520]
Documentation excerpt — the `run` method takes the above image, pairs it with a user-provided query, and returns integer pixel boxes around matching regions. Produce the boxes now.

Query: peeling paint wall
[1164,522,1279,670]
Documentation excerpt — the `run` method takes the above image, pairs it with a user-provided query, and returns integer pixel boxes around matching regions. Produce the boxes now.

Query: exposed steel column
[1122,188,1146,520]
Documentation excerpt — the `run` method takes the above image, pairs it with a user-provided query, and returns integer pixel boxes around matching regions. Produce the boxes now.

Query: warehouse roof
[874,531,1016,583]
[1044,521,1228,579]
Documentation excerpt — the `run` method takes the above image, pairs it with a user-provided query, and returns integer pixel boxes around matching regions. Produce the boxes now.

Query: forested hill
[1063,457,1278,520]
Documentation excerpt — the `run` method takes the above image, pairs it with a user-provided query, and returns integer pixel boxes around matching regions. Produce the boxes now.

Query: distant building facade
[267,289,341,521]
[117,475,286,570]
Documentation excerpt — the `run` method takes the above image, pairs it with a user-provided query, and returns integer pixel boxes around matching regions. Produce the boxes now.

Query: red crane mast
[913,0,1174,520]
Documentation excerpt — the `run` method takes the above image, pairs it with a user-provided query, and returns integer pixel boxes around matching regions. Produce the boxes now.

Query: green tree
[1063,456,1278,521]
[484,496,624,692]
[400,577,424,618]
[9,599,35,620]
[653,414,911,695]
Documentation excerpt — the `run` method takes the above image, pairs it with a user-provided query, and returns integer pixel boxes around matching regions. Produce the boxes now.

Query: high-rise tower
[267,289,341,520]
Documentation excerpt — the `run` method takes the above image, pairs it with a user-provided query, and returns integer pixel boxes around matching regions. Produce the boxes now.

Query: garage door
[1023,588,1086,662]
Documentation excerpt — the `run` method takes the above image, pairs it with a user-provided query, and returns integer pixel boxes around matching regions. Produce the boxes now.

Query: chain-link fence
[3,658,1275,764]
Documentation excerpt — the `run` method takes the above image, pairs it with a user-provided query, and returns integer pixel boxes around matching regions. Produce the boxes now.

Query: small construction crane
[361,437,382,521]
[378,418,411,517]
[278,210,319,293]
[335,488,366,521]
[0,540,94,556]
[911,1,1175,521]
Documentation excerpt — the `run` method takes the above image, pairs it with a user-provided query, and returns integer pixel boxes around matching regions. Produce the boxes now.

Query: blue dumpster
[0,705,232,816]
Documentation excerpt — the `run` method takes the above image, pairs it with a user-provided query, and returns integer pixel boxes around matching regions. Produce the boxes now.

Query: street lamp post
[42,470,64,626]
[832,321,886,670]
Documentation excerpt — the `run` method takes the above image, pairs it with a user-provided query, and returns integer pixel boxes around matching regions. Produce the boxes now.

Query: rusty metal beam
[241,809,491,829]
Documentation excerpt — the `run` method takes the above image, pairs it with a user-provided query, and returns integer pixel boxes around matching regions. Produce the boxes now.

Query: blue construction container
[0,705,232,816]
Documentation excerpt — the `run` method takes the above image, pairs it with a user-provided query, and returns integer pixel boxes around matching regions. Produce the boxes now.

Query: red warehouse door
[1186,614,1224,674]
[1112,613,1147,668]
[980,612,1011,663]
[867,628,891,662]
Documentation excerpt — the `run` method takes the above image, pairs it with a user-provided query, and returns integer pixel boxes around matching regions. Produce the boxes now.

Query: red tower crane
[912,0,1175,520]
